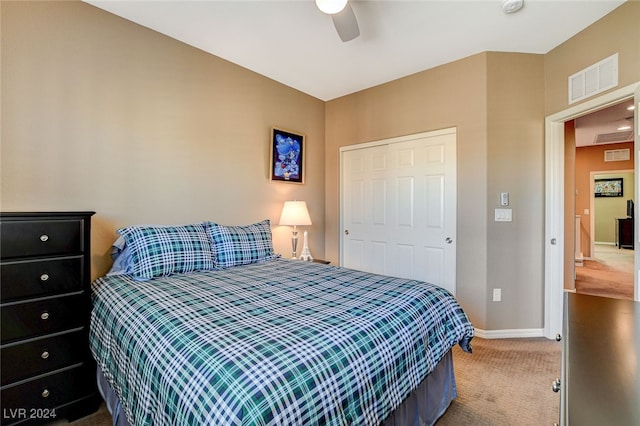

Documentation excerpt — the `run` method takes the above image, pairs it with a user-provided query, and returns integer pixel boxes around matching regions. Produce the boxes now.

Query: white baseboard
[474,328,545,339]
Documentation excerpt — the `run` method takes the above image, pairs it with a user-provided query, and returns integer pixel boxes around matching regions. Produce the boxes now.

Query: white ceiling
[86,0,626,101]
[84,0,634,145]
[575,99,635,147]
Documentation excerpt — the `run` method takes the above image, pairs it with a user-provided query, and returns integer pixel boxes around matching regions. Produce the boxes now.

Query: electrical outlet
[493,288,502,302]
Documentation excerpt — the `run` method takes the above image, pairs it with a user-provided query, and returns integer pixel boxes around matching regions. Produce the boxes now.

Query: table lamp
[279,201,312,259]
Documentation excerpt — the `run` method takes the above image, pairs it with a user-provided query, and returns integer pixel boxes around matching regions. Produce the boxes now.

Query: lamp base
[291,229,299,259]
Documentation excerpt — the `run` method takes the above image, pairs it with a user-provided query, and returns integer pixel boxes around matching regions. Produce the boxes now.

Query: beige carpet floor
[64,337,561,426]
[438,337,561,425]
[575,244,634,300]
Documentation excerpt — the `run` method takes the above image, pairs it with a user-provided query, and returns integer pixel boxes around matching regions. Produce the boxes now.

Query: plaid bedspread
[90,259,474,426]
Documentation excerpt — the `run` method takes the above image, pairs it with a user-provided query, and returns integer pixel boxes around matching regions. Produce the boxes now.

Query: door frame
[545,82,640,339]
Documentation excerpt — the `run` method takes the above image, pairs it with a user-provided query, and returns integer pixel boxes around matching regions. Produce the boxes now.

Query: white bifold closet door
[340,128,457,295]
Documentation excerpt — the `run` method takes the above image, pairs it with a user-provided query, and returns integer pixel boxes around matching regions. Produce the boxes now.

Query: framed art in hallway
[594,178,623,197]
[270,127,305,184]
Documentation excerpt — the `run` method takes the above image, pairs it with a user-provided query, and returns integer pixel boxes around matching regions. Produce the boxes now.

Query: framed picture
[270,127,305,184]
[594,178,623,197]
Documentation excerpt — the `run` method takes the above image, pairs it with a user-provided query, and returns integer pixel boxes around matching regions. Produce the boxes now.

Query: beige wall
[2,1,638,332]
[327,2,638,331]
[1,1,326,279]
[486,53,545,330]
[325,52,545,330]
[545,1,640,116]
[325,54,489,327]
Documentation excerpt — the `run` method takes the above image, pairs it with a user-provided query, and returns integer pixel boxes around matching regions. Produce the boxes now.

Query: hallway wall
[575,142,634,256]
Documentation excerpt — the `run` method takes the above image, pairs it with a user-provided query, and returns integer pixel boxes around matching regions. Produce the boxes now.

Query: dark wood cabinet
[0,212,100,425]
[615,217,633,249]
[560,293,640,425]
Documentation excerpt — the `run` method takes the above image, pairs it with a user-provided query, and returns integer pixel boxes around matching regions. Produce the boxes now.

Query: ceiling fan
[315,0,525,43]
[316,0,360,42]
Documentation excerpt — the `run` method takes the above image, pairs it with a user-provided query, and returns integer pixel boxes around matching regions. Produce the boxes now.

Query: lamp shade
[316,0,347,14]
[279,201,312,226]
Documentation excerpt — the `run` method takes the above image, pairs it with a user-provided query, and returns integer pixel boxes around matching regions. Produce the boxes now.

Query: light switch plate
[495,208,513,222]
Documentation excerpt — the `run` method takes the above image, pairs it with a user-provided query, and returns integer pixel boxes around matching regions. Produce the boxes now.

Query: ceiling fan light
[316,0,348,15]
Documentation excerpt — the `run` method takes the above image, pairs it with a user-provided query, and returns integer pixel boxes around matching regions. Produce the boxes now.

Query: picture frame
[270,127,305,184]
[594,178,623,197]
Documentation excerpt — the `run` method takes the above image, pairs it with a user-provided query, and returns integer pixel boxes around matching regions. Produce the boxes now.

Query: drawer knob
[41,351,50,359]
[40,273,50,282]
[40,312,50,320]
[40,234,49,242]
[552,378,561,393]
[41,389,50,398]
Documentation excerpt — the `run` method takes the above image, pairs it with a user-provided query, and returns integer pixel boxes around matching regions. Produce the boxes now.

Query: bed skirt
[382,349,457,426]
[97,350,456,426]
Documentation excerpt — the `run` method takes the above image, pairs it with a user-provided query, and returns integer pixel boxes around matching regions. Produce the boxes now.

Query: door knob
[445,237,453,244]
[344,230,350,235]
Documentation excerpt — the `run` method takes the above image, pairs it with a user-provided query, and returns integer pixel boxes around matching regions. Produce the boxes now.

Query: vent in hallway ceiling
[569,53,618,104]
[604,148,630,162]
[594,131,634,144]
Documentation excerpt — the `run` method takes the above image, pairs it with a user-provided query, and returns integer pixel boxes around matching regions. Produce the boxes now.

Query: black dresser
[0,212,100,425]
[615,217,634,249]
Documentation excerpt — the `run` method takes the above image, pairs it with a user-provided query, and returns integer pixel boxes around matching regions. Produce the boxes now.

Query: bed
[89,220,474,426]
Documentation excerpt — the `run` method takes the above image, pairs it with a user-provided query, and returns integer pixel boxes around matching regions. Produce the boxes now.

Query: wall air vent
[604,148,630,162]
[594,131,634,144]
[569,53,618,104]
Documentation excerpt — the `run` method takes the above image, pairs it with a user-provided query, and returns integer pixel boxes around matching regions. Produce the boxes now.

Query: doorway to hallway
[544,81,639,340]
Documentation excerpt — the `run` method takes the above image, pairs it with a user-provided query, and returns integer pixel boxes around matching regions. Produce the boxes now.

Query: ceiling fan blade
[331,3,360,42]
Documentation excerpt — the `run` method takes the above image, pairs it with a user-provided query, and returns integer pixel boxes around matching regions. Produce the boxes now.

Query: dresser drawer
[1,331,87,386]
[0,364,96,421]
[0,219,84,260]
[1,257,84,303]
[1,295,86,344]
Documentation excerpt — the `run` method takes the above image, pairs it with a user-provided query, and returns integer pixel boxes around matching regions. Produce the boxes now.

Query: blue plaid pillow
[205,220,276,269]
[117,224,214,280]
